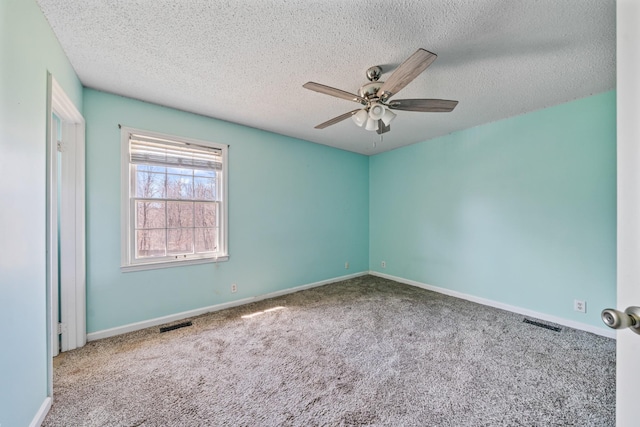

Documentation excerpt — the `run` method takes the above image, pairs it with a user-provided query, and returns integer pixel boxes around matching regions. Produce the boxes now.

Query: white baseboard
[30,396,52,427]
[87,270,615,342]
[87,271,368,341]
[369,271,616,339]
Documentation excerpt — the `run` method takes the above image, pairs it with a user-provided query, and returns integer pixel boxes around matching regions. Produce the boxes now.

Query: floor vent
[523,318,561,332]
[160,321,193,333]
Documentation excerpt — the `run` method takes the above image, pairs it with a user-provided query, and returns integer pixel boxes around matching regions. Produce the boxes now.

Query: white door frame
[616,2,640,426]
[48,112,60,359]
[46,74,86,395]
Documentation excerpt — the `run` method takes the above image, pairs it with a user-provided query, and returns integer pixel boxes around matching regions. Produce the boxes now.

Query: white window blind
[129,134,223,171]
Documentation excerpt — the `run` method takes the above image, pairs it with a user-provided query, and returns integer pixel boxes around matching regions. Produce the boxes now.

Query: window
[121,127,228,271]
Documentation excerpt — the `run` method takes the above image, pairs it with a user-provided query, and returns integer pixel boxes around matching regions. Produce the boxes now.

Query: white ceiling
[37,0,616,155]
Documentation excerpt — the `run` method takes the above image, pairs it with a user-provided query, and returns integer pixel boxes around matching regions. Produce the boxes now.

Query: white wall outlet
[574,299,586,313]
[381,261,386,268]
[231,283,237,293]
[345,262,349,269]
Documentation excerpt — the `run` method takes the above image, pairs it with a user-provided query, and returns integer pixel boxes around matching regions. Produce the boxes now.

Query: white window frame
[120,126,229,272]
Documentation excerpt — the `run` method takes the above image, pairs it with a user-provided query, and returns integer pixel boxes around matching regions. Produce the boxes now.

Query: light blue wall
[0,1,83,426]
[370,91,616,328]
[83,89,369,333]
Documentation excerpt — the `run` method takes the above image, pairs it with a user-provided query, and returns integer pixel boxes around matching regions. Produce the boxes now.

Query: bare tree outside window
[133,163,219,259]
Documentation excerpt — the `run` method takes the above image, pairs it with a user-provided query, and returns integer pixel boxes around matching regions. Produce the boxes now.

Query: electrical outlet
[231,284,237,293]
[574,299,586,313]
[345,262,349,269]
[381,261,386,268]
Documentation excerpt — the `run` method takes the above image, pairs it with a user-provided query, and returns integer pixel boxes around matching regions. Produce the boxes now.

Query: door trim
[616,2,640,425]
[46,74,86,397]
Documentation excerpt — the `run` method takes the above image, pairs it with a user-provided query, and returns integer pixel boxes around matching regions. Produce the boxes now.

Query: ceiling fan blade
[376,49,437,101]
[376,120,391,135]
[314,109,361,129]
[388,99,458,112]
[303,82,366,104]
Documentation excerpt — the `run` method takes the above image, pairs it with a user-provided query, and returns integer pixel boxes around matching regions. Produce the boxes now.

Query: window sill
[121,255,229,273]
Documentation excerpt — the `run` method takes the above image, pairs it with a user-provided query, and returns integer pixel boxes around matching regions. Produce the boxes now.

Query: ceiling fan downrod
[366,66,382,82]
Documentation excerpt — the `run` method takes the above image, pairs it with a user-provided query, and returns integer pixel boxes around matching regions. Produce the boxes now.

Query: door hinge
[57,322,66,334]
[57,140,63,152]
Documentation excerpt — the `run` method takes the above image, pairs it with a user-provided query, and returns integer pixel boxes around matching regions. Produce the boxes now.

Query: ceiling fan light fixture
[352,109,368,127]
[381,108,397,126]
[365,117,378,131]
[368,103,386,120]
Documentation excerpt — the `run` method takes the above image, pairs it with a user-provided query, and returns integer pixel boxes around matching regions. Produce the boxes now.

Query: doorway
[46,74,86,396]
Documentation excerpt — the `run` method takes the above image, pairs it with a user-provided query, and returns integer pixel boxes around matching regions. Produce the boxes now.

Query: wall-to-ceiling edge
[369,91,616,337]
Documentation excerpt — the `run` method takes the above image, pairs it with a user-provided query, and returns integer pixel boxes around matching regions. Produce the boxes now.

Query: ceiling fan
[303,48,458,135]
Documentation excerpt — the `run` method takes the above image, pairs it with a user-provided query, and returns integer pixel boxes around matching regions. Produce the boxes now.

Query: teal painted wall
[83,89,369,333]
[370,91,616,328]
[0,1,83,426]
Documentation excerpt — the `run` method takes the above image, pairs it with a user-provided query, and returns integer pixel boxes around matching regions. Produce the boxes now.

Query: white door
[616,2,640,426]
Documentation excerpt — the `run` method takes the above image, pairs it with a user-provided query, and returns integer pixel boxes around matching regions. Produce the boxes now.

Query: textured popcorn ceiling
[37,0,616,155]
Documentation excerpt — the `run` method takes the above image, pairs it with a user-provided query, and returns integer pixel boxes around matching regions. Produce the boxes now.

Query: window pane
[136,229,166,258]
[194,202,217,227]
[137,164,166,173]
[195,228,218,253]
[136,171,166,198]
[194,169,216,178]
[136,201,166,229]
[126,129,227,266]
[167,202,194,228]
[167,166,193,176]
[166,174,193,199]
[167,228,193,254]
[194,176,216,200]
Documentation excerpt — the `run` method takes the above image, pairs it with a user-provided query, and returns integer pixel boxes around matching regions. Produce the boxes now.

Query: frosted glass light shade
[381,108,396,126]
[352,109,368,127]
[368,103,385,120]
[365,117,378,131]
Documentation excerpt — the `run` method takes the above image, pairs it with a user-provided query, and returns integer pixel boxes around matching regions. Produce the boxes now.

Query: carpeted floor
[43,275,615,426]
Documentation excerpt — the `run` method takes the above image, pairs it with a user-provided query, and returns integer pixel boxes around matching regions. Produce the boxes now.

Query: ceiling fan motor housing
[359,82,384,100]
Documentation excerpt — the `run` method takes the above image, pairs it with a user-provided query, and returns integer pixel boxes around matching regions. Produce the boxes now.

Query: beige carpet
[44,275,615,426]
